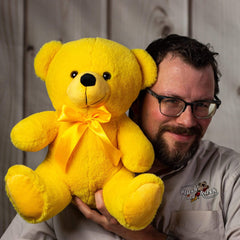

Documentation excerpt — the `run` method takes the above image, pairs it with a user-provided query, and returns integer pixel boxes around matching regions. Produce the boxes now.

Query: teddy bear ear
[131,49,157,90]
[34,41,62,81]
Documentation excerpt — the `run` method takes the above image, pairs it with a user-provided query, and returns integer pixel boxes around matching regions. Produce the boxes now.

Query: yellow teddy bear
[5,38,164,230]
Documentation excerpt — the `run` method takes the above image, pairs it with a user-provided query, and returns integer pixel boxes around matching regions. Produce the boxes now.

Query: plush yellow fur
[5,38,164,230]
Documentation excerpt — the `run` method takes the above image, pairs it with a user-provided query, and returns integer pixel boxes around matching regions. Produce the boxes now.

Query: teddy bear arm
[11,111,59,152]
[118,116,154,173]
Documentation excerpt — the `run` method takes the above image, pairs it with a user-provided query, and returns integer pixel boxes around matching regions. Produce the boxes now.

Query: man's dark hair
[146,34,221,95]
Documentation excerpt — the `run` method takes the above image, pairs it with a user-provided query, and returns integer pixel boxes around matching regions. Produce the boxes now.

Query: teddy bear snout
[80,73,96,87]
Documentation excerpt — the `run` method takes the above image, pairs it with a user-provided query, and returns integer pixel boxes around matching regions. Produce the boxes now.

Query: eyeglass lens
[160,98,217,118]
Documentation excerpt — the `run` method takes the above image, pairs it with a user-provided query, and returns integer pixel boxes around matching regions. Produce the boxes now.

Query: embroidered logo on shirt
[180,181,218,202]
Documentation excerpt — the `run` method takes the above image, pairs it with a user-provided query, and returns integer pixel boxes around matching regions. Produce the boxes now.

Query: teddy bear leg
[5,164,72,223]
[5,165,45,221]
[122,173,164,230]
[103,168,164,230]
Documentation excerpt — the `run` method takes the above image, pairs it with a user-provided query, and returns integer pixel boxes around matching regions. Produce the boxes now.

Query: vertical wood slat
[0,0,25,234]
[100,0,110,38]
[109,0,189,49]
[191,0,240,152]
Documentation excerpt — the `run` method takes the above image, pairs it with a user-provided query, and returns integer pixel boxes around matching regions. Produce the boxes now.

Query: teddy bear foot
[123,176,164,230]
[5,165,45,221]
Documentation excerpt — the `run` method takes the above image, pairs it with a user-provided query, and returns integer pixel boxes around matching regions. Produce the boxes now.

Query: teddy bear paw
[5,165,44,221]
[123,181,164,230]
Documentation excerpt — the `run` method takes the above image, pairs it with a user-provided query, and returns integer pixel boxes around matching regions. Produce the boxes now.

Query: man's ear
[131,49,157,89]
[34,41,62,81]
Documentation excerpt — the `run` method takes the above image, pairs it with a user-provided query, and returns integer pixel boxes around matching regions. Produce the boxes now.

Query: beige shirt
[1,140,240,240]
[155,140,240,239]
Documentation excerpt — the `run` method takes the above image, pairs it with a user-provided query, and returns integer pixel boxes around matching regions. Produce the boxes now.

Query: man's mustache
[160,125,203,137]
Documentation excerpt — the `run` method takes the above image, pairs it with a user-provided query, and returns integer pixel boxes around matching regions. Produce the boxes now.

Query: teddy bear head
[34,38,157,117]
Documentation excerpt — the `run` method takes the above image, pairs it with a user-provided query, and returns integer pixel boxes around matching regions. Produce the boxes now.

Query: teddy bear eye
[70,71,78,78]
[103,72,111,81]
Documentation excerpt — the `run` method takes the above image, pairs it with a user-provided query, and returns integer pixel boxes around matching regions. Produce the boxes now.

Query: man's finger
[74,196,105,223]
[95,190,118,224]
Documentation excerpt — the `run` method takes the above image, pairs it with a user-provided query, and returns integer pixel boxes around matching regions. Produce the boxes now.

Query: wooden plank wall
[1,0,239,235]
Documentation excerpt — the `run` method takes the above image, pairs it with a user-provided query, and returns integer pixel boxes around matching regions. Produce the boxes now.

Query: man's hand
[74,190,167,240]
[74,190,121,232]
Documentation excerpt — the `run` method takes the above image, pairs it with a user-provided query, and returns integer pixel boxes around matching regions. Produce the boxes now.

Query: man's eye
[165,98,180,104]
[196,102,210,108]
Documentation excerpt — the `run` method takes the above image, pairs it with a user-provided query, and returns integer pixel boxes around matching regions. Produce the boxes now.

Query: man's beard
[151,125,203,169]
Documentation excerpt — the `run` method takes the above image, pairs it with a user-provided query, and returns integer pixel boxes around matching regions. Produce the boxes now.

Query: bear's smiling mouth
[86,96,105,106]
[84,87,110,107]
[85,92,106,107]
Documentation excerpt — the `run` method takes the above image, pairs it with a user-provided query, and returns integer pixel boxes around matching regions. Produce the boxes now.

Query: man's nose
[176,105,197,127]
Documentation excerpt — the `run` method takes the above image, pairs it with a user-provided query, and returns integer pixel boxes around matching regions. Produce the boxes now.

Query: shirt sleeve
[0,214,56,240]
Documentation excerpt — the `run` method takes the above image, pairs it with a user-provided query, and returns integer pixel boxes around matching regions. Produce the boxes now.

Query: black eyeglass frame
[146,88,221,119]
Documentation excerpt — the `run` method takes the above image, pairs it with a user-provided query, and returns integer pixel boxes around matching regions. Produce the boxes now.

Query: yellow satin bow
[55,105,122,171]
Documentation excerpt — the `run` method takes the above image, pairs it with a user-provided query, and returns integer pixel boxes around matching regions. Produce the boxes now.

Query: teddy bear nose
[80,73,96,87]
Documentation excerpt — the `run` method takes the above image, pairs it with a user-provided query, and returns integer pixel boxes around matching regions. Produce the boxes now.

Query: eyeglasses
[146,88,221,119]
